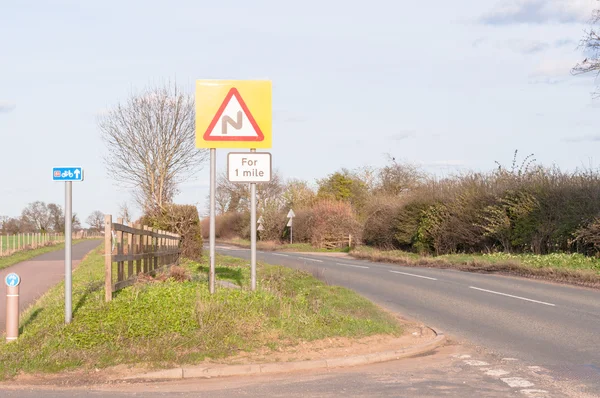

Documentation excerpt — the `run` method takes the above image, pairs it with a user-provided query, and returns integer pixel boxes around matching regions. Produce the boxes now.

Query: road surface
[216,245,600,396]
[0,240,102,332]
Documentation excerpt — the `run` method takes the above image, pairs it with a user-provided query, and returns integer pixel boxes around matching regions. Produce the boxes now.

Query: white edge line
[272,253,289,257]
[389,270,437,281]
[469,286,555,307]
[298,257,323,263]
[336,262,369,269]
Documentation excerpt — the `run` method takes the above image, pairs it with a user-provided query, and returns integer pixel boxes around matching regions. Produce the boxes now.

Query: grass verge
[350,246,600,289]
[220,238,350,253]
[0,244,401,379]
[0,240,86,271]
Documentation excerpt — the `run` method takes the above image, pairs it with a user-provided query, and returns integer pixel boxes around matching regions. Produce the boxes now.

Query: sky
[1,0,600,224]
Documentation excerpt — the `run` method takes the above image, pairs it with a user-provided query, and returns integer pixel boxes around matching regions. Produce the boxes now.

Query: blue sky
[1,0,599,224]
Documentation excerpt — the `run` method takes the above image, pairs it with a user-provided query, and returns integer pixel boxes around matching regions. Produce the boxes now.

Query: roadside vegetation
[0,244,401,379]
[204,151,600,286]
[222,238,350,253]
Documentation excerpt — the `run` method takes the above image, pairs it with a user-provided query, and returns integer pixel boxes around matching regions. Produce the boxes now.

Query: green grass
[1,234,62,252]
[0,244,402,379]
[223,238,350,253]
[350,246,600,288]
[0,240,86,271]
[351,246,600,273]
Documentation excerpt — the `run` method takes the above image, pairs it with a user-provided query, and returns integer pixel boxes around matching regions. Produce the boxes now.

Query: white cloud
[482,0,593,25]
[419,160,465,168]
[563,134,600,142]
[387,131,415,141]
[0,101,15,113]
[531,58,576,77]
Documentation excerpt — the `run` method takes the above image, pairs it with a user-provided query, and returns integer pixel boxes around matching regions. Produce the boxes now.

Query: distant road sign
[5,273,20,287]
[227,152,272,183]
[52,167,84,182]
[196,80,272,149]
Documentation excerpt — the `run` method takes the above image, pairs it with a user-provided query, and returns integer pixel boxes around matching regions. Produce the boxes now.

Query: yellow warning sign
[195,80,272,149]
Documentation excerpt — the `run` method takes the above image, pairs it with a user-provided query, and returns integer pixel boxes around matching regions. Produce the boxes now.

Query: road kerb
[124,329,446,381]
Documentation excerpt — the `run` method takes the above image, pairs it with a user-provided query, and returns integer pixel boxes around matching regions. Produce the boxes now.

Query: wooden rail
[104,214,181,302]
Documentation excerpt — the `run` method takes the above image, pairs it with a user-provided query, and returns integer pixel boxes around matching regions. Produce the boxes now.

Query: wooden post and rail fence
[0,231,103,257]
[104,215,182,302]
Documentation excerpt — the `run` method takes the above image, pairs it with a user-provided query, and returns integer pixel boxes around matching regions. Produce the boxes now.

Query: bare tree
[47,203,64,232]
[572,5,600,95]
[119,202,132,224]
[21,201,52,232]
[98,81,209,212]
[213,170,285,214]
[86,211,105,231]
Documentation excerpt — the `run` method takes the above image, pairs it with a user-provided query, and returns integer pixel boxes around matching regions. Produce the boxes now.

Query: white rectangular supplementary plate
[227,152,272,183]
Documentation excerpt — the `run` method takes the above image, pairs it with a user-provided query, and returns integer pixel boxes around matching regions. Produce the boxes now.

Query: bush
[310,200,361,248]
[362,195,404,249]
[142,204,203,260]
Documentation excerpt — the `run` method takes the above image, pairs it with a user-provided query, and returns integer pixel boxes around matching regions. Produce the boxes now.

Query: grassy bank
[351,246,600,288]
[0,239,87,271]
[220,238,350,253]
[0,244,401,379]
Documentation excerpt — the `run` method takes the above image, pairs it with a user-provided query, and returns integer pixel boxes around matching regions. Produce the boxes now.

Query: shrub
[310,200,361,248]
[142,204,203,260]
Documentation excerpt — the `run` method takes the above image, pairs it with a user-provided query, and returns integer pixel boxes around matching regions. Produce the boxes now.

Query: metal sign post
[52,167,83,324]
[249,149,257,291]
[287,209,295,244]
[209,149,216,294]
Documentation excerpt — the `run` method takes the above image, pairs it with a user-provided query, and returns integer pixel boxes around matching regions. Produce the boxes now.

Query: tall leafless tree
[572,5,600,95]
[21,201,52,232]
[119,202,132,224]
[99,81,209,212]
[86,211,105,232]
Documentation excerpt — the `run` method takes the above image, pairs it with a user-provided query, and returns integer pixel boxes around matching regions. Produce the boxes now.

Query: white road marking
[485,369,510,377]
[451,354,471,359]
[469,286,556,307]
[527,366,543,372]
[389,270,437,281]
[464,360,489,366]
[336,262,369,269]
[272,253,289,257]
[520,389,549,397]
[501,377,535,388]
[502,358,519,361]
[298,257,323,263]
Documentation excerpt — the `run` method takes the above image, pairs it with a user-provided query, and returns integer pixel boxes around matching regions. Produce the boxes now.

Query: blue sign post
[52,167,84,324]
[5,273,20,287]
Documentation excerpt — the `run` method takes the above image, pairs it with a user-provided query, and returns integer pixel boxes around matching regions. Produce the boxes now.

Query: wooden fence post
[116,218,124,285]
[134,224,141,275]
[104,215,113,302]
[128,222,134,279]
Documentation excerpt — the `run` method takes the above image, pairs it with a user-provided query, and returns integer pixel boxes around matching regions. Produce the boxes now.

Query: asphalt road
[0,240,102,331]
[216,245,600,395]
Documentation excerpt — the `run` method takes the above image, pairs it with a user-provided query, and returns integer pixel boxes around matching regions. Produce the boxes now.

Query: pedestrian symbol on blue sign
[5,273,20,287]
[52,167,84,182]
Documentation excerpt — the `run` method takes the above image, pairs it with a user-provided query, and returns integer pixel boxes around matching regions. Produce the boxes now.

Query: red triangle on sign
[202,88,265,141]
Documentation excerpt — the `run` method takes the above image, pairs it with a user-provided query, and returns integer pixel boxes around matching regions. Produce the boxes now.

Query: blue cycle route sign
[5,273,20,287]
[52,167,84,182]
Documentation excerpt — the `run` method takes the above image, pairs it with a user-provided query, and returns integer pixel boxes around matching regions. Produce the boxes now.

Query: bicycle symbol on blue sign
[52,167,84,182]
[5,273,20,287]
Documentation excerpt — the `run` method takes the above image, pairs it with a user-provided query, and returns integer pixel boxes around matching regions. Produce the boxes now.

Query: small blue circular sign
[5,273,20,287]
